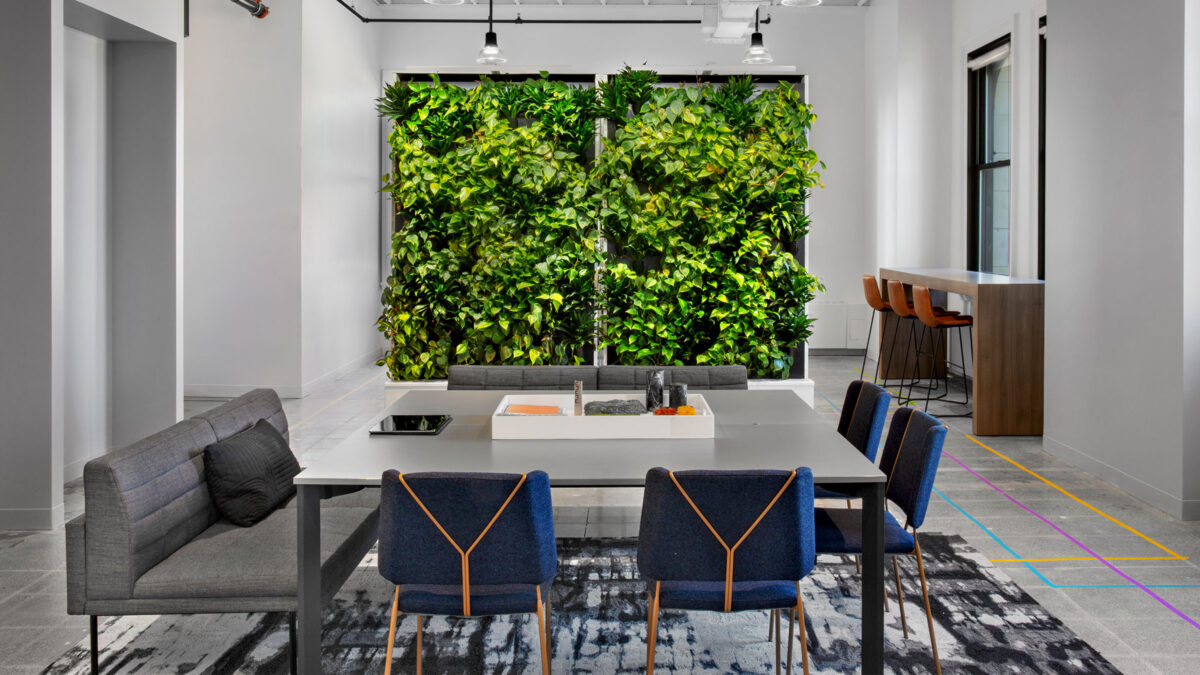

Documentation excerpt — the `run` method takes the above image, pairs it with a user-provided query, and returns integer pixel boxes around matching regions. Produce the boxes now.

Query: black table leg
[297,485,322,674]
[861,482,885,673]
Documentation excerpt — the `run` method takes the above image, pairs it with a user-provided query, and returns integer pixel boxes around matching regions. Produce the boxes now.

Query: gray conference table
[293,389,887,673]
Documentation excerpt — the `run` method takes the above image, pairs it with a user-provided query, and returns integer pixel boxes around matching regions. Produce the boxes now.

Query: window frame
[966,34,1014,275]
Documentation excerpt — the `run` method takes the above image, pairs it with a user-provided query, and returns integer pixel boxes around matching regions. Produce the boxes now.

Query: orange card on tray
[504,404,561,416]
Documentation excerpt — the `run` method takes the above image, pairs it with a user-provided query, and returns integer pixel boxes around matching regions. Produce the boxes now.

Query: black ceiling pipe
[335,0,701,25]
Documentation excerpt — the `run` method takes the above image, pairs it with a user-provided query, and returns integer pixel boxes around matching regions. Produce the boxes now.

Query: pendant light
[743,9,773,65]
[476,0,507,65]
[780,0,822,7]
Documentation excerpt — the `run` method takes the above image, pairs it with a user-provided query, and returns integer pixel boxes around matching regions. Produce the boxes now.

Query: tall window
[967,36,1013,275]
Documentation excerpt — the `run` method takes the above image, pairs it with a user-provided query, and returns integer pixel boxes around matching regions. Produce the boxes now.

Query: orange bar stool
[860,276,893,384]
[912,285,973,416]
[885,280,958,398]
[864,275,959,386]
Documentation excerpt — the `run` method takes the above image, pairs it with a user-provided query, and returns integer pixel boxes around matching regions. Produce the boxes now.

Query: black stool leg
[862,309,875,381]
[924,328,943,413]
[90,615,99,674]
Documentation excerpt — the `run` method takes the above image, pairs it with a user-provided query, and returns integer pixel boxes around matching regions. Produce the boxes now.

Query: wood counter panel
[879,268,1045,436]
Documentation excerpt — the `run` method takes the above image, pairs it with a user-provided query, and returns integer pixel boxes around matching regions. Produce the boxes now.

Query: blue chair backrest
[878,408,947,530]
[378,470,557,588]
[837,380,891,463]
[637,467,815,585]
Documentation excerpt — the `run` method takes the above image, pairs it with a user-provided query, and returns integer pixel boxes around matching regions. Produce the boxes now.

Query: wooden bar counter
[879,268,1044,436]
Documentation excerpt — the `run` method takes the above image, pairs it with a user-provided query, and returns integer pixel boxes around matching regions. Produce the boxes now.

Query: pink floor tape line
[942,449,1200,632]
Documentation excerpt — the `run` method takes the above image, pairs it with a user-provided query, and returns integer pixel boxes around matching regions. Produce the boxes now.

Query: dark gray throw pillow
[204,419,301,527]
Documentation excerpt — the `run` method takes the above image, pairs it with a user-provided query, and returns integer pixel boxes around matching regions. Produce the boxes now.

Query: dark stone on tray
[584,399,647,416]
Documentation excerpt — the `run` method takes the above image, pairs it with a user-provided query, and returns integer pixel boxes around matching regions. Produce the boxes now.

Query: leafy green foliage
[593,80,824,378]
[377,72,824,381]
[377,76,602,380]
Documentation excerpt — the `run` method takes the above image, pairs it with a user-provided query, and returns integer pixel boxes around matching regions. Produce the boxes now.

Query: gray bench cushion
[84,419,221,600]
[134,492,378,602]
[194,388,289,442]
[447,365,598,390]
[597,365,749,390]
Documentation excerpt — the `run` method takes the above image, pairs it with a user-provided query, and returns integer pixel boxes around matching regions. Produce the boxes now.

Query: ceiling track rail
[336,0,703,24]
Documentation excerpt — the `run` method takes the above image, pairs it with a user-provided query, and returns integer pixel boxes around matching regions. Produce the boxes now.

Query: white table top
[294,389,885,487]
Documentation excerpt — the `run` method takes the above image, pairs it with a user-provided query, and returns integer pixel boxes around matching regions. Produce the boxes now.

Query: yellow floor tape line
[965,434,1188,561]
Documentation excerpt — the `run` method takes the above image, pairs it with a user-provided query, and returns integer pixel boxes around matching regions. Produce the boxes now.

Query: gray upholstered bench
[65,389,379,673]
[446,364,748,390]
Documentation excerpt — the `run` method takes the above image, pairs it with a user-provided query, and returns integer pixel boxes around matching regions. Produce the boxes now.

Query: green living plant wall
[376,75,603,380]
[593,72,824,378]
[376,71,823,381]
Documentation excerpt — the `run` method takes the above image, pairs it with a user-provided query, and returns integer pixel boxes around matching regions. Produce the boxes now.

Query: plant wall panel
[377,71,822,381]
[594,73,823,379]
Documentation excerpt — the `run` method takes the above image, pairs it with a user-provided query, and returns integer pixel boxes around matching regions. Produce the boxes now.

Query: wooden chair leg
[416,614,424,675]
[768,609,775,641]
[786,608,795,675]
[893,557,908,638]
[647,583,661,675]
[774,608,781,675]
[90,615,99,674]
[384,587,399,675]
[914,534,941,675]
[797,595,809,675]
[535,586,550,675]
[544,590,553,656]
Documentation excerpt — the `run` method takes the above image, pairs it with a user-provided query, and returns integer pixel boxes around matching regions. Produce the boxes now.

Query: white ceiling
[373,0,868,6]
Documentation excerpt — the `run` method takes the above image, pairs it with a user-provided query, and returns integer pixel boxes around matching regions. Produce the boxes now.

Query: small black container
[646,370,665,410]
[667,383,688,408]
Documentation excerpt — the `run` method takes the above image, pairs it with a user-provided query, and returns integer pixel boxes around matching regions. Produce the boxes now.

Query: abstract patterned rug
[44,535,1117,674]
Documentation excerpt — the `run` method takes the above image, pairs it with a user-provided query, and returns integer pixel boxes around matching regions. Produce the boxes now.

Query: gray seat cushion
[447,365,598,390]
[133,492,378,601]
[597,365,749,390]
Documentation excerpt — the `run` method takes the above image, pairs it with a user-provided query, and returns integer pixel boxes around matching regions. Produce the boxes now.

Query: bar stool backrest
[887,280,912,318]
[912,286,942,328]
[862,275,888,312]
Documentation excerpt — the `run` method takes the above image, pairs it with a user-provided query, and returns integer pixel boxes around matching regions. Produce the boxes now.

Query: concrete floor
[1,355,1198,672]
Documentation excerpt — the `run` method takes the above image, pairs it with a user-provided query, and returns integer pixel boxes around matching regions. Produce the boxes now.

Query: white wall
[948,0,1045,280]
[63,27,111,480]
[1044,0,1192,518]
[184,0,304,397]
[300,0,385,391]
[371,8,871,357]
[1184,0,1200,510]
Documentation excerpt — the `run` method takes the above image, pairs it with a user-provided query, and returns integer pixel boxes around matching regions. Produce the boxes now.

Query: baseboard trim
[810,348,867,357]
[0,504,65,530]
[301,347,385,397]
[184,383,304,399]
[1043,434,1197,521]
[64,450,108,483]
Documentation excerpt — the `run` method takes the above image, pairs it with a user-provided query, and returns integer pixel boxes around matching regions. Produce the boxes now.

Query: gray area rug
[43,535,1117,674]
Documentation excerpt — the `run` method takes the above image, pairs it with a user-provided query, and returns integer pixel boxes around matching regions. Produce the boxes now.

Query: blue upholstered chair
[814,407,948,675]
[378,470,557,675]
[638,467,816,675]
[814,380,891,502]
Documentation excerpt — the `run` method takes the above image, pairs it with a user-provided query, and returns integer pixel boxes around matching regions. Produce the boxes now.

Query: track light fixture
[476,0,507,65]
[229,0,269,19]
[780,0,822,7]
[425,0,465,6]
[743,9,773,65]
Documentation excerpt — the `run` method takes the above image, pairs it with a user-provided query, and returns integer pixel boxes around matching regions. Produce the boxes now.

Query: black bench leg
[90,615,99,674]
[289,612,298,675]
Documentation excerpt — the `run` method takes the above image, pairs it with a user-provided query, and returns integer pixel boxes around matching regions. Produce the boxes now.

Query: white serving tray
[491,393,715,440]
